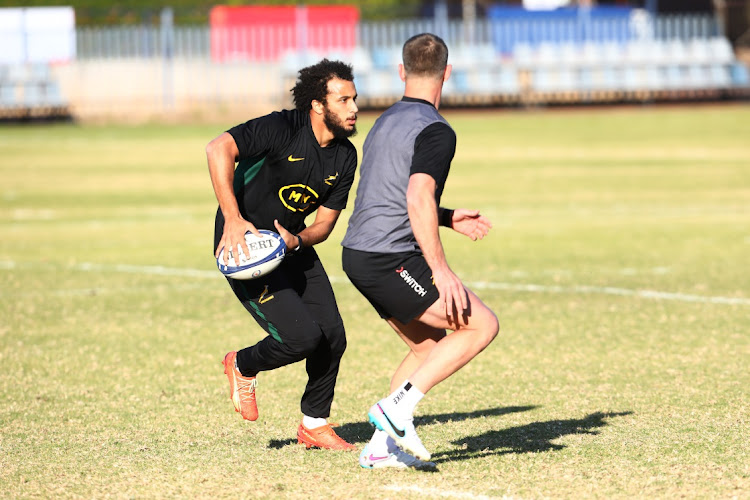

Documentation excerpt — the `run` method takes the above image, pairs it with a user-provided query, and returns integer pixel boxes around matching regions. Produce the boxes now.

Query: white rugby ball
[216,230,287,280]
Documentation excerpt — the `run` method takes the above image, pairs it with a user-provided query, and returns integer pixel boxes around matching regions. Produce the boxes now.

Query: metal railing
[74,14,721,60]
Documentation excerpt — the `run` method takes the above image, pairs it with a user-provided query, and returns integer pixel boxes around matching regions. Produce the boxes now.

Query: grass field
[1,104,749,499]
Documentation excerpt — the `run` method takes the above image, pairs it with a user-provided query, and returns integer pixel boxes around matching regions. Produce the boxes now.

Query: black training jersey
[222,109,357,234]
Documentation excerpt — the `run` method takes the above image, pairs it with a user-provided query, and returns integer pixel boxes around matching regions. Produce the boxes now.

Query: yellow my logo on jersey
[279,184,319,212]
[324,172,339,186]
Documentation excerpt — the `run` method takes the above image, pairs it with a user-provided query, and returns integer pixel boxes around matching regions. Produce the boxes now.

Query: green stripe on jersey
[233,157,265,197]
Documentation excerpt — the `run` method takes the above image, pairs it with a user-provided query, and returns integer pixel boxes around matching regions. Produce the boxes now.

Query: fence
[71,14,723,60]
[1,12,748,121]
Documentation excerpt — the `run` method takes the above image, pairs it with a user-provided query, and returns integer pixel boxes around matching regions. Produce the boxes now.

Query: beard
[323,106,357,140]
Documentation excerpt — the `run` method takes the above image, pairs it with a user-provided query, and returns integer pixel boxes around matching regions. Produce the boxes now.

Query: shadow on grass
[267,405,537,449]
[431,410,634,464]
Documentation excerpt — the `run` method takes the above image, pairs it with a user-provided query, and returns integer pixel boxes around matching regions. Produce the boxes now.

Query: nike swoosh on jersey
[379,404,406,437]
[287,155,304,162]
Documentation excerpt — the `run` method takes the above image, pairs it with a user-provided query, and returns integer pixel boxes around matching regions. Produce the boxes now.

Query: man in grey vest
[341,33,499,469]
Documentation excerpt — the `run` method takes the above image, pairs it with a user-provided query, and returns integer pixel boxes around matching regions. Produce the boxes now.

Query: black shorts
[342,247,439,324]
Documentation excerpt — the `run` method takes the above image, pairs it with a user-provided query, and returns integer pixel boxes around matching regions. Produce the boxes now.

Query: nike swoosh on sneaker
[368,454,390,461]
[379,404,406,437]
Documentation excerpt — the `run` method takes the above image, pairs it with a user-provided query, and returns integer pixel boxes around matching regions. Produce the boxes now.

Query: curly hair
[291,59,354,112]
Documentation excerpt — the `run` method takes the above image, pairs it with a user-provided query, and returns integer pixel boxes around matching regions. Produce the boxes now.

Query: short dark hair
[402,33,449,79]
[291,59,354,112]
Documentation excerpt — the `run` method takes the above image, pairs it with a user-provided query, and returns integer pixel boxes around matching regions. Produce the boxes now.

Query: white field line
[383,484,516,500]
[74,262,217,278]
[464,281,750,306]
[2,260,749,306]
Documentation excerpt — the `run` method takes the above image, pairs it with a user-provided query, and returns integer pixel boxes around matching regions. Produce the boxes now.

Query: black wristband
[291,233,303,253]
[439,208,454,228]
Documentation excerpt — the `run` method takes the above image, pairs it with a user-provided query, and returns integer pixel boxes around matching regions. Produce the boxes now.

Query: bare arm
[206,132,259,262]
[273,205,341,252]
[407,173,467,322]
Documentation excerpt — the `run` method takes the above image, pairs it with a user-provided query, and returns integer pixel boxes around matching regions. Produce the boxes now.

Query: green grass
[1,105,749,499]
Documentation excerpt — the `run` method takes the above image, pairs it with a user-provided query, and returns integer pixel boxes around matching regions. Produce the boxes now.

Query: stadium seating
[345,32,747,108]
[0,62,70,119]
[3,11,746,117]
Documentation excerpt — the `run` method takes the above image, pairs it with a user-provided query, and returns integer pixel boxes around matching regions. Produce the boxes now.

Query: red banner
[210,5,359,62]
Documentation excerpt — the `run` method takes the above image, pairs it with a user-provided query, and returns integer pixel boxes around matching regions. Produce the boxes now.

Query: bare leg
[386,319,445,392]
[365,286,498,462]
[390,286,498,394]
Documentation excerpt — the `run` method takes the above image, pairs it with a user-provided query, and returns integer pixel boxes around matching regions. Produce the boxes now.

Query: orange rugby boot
[222,351,258,421]
[297,422,356,451]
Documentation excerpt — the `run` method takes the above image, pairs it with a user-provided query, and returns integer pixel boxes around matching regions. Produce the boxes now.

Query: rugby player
[207,59,358,451]
[342,34,499,468]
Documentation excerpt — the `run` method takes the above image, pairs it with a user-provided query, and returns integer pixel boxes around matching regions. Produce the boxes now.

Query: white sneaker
[359,444,436,470]
[367,401,431,461]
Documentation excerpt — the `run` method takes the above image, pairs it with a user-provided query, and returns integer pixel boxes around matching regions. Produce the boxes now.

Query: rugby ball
[216,230,287,280]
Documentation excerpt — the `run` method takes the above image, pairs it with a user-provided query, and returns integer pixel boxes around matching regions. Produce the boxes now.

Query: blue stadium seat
[623,67,641,91]
[476,44,498,65]
[280,50,319,74]
[686,65,709,89]
[391,70,404,93]
[0,84,18,107]
[645,66,665,91]
[646,40,669,65]
[450,69,471,93]
[532,67,553,92]
[664,65,684,90]
[360,71,397,99]
[730,63,749,87]
[30,63,51,82]
[624,42,649,65]
[559,43,582,67]
[687,38,711,65]
[23,83,43,107]
[450,45,479,70]
[353,72,369,95]
[44,81,66,107]
[497,67,520,94]
[666,40,689,65]
[558,68,576,91]
[709,37,734,65]
[708,64,731,88]
[601,43,624,66]
[581,42,604,67]
[578,67,595,91]
[472,69,495,94]
[536,43,560,67]
[351,47,373,73]
[371,47,400,70]
[600,66,620,91]
[512,43,535,68]
[8,64,29,83]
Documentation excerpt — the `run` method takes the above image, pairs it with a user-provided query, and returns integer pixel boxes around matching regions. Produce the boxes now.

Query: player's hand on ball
[273,219,296,251]
[218,215,261,264]
[451,209,492,241]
